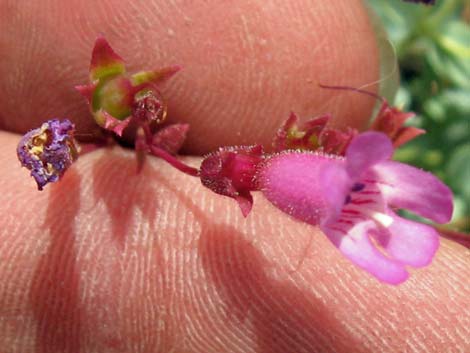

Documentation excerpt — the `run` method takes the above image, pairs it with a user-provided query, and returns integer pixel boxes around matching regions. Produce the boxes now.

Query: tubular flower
[17,119,79,190]
[76,36,180,136]
[258,132,453,284]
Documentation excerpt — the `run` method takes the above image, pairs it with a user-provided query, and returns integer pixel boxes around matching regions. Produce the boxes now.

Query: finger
[1,132,468,352]
[0,0,379,154]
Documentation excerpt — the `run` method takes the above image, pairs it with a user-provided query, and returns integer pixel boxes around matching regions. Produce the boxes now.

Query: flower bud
[200,145,264,216]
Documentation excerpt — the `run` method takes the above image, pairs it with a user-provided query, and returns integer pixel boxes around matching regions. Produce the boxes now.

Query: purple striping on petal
[351,182,365,192]
[17,119,79,190]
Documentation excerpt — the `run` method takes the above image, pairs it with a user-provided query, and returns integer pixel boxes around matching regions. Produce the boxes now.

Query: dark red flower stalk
[436,227,470,249]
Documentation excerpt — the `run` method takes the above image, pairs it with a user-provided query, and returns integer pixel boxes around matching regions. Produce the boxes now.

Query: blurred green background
[367,0,470,232]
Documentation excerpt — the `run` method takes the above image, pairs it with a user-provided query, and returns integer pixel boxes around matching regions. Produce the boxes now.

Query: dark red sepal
[371,102,425,148]
[200,145,264,217]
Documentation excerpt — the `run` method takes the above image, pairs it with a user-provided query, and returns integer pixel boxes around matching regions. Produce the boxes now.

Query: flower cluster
[197,107,453,283]
[18,11,456,284]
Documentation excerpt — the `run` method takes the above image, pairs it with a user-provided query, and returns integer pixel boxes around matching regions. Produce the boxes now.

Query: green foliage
[368,0,470,231]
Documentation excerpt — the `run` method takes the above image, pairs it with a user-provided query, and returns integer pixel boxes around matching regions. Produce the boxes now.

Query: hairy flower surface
[258,132,453,284]
[200,145,264,216]
[17,119,79,190]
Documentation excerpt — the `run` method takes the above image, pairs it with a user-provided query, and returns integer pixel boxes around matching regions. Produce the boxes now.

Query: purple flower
[17,119,79,190]
[258,132,453,284]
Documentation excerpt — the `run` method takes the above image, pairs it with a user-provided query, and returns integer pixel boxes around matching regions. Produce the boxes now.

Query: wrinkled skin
[0,1,468,352]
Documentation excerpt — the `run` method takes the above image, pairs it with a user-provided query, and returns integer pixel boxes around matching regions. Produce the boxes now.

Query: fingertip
[1,0,379,154]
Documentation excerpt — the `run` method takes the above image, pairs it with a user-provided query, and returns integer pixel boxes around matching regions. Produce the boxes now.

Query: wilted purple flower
[258,132,453,284]
[17,119,79,190]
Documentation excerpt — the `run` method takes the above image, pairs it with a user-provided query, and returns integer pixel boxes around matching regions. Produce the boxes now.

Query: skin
[0,1,468,352]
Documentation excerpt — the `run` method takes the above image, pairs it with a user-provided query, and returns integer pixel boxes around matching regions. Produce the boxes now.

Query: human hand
[0,1,468,352]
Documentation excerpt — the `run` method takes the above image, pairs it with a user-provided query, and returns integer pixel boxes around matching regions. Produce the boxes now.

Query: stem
[437,226,470,249]
[318,84,386,103]
[149,145,199,177]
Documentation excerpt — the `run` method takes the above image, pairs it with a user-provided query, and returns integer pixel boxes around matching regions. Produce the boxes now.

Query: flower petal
[259,152,345,226]
[346,132,393,178]
[130,65,182,86]
[235,192,254,218]
[97,110,132,136]
[323,221,409,284]
[393,126,425,148]
[75,83,97,106]
[90,36,125,81]
[372,212,439,267]
[319,163,351,225]
[372,160,453,223]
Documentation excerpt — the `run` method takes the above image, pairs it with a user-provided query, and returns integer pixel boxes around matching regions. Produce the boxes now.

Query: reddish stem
[437,227,470,249]
[319,84,386,103]
[149,145,199,177]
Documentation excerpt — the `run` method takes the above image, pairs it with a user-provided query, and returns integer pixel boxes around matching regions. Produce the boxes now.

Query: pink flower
[258,132,453,284]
